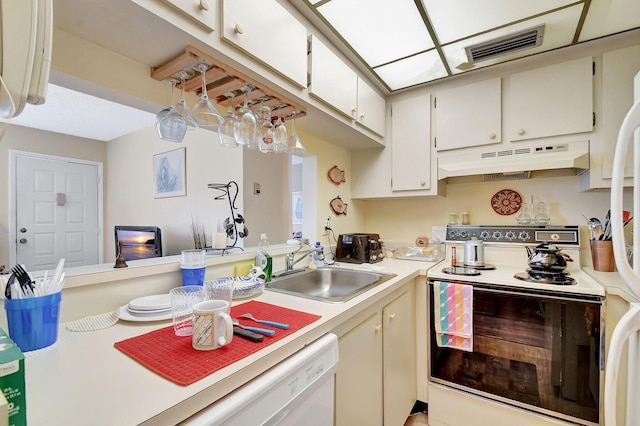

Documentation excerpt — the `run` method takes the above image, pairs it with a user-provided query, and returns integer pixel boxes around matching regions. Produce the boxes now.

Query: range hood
[438,140,589,181]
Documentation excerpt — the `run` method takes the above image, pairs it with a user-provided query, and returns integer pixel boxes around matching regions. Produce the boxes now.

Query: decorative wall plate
[328,165,346,185]
[330,196,348,215]
[490,189,522,215]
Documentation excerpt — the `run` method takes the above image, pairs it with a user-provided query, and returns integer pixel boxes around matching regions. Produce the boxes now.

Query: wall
[0,125,107,268]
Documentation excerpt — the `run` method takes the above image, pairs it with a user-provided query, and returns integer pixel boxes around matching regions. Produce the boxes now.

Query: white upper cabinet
[159,0,217,31]
[309,35,359,118]
[506,56,593,141]
[357,77,386,137]
[310,35,386,137]
[392,94,432,191]
[221,0,307,88]
[433,78,502,152]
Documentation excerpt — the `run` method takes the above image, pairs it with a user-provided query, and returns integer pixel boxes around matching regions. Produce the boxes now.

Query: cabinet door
[383,290,417,426]
[357,78,386,137]
[335,311,383,426]
[391,94,432,191]
[309,35,358,119]
[160,0,216,31]
[601,45,640,179]
[508,57,593,141]
[221,0,307,88]
[434,78,501,151]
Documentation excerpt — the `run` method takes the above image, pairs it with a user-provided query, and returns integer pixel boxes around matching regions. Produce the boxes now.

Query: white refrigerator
[605,70,640,425]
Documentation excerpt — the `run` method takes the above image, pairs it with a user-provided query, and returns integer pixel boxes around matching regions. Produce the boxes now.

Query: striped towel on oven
[433,281,473,352]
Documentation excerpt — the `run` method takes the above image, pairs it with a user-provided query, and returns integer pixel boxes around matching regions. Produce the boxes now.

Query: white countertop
[23,259,430,425]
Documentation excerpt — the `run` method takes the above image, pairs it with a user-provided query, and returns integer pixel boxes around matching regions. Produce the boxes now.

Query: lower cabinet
[334,287,417,426]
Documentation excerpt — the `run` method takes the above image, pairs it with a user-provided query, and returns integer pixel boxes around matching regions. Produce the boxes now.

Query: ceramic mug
[248,266,266,280]
[192,300,233,351]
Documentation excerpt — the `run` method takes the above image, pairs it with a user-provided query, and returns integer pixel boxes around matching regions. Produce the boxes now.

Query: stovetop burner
[514,271,576,285]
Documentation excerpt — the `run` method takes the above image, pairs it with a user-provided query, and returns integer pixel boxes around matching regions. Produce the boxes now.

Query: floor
[404,412,429,426]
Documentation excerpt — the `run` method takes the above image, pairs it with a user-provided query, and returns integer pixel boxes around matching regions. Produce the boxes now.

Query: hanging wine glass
[234,86,258,149]
[286,111,306,154]
[272,104,288,153]
[174,70,198,130]
[257,105,276,153]
[219,92,239,148]
[190,63,224,130]
[156,79,187,143]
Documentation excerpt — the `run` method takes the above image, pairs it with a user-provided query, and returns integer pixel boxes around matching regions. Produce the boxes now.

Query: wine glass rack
[151,45,306,121]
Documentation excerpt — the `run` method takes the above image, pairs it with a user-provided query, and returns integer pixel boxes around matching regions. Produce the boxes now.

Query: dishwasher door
[182,333,339,426]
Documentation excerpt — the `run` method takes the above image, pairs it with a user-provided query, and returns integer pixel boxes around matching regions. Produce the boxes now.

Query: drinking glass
[190,63,224,130]
[156,80,187,143]
[234,87,258,149]
[218,92,239,148]
[257,105,276,153]
[286,112,306,154]
[175,70,199,131]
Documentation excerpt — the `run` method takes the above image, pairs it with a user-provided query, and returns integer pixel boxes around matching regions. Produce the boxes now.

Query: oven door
[428,279,604,425]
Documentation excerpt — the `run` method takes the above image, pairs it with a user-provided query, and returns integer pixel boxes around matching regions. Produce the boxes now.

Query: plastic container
[4,291,62,352]
[181,266,206,286]
[313,242,325,267]
[255,233,273,282]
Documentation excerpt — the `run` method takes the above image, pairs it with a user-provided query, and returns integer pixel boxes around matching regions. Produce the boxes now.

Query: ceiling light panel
[422,0,580,44]
[442,5,583,75]
[373,50,447,90]
[315,0,434,67]
[579,0,640,42]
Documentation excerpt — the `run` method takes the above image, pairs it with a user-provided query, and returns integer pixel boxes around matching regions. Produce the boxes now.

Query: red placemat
[114,301,321,386]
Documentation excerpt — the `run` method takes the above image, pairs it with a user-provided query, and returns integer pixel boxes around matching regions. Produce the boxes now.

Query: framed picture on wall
[292,191,303,224]
[153,147,186,198]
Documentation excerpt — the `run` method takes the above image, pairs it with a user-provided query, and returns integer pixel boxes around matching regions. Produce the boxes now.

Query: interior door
[15,154,101,270]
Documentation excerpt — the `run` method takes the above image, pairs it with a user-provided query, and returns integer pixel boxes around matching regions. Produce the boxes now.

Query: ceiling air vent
[465,24,545,64]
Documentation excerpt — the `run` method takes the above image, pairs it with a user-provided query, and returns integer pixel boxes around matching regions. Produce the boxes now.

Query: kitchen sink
[266,267,396,303]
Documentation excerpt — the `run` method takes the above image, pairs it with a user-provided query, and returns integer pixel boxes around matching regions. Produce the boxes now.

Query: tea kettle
[525,242,573,271]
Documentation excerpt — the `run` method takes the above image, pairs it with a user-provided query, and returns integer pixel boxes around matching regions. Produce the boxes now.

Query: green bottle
[256,233,273,282]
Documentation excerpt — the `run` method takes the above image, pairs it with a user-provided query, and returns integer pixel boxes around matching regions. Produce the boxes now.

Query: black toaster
[336,233,384,264]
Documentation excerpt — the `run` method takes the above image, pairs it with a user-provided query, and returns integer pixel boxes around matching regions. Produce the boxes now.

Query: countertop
[23,259,431,425]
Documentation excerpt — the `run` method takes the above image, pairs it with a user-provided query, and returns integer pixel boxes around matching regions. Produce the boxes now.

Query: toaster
[336,233,384,264]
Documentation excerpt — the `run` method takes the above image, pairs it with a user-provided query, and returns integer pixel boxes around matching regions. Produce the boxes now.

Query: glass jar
[534,202,550,225]
[516,203,532,225]
[449,212,458,225]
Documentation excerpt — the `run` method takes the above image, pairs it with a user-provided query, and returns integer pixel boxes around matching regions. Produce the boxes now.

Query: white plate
[128,294,171,311]
[126,305,172,315]
[119,306,172,322]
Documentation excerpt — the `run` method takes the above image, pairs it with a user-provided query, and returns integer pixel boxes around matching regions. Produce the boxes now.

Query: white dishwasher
[182,333,339,426]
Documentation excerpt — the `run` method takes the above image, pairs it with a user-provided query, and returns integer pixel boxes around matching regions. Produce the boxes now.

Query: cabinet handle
[389,313,396,320]
[374,324,382,333]
[199,0,210,11]
[489,132,496,139]
[419,180,426,186]
[360,113,365,121]
[517,128,525,136]
[234,24,244,34]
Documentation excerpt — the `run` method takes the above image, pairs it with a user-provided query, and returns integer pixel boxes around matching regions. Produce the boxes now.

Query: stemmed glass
[174,70,198,131]
[156,79,187,143]
[234,86,258,149]
[218,92,239,148]
[272,104,288,153]
[190,63,224,130]
[286,111,306,154]
[257,105,276,153]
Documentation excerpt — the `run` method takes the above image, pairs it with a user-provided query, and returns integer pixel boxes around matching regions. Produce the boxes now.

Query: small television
[114,226,162,261]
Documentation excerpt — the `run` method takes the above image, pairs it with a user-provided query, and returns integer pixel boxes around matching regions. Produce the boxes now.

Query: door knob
[19,238,27,244]
[19,228,27,233]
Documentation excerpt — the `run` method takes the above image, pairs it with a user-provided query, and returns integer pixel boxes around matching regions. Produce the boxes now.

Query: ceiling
[290,0,640,91]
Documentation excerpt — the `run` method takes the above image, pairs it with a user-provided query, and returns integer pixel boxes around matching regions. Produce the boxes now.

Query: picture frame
[153,147,186,198]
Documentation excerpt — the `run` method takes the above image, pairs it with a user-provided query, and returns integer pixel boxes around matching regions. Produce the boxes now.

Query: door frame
[9,150,104,269]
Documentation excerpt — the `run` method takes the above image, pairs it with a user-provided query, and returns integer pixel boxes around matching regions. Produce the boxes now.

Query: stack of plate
[119,294,172,322]
[231,277,265,299]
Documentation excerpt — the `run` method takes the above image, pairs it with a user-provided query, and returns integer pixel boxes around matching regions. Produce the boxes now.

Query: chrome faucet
[285,243,318,271]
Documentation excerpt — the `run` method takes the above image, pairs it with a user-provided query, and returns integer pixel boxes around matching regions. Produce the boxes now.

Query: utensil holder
[590,240,615,272]
[4,291,62,351]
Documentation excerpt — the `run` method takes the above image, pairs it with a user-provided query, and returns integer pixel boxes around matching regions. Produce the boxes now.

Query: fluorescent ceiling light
[2,83,156,141]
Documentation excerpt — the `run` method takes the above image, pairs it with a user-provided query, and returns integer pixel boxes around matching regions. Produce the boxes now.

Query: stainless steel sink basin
[266,267,396,303]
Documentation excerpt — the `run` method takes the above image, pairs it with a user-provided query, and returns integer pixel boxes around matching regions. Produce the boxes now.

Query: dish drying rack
[151,45,307,121]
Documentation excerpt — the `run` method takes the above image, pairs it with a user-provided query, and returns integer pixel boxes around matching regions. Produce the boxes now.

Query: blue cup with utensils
[4,291,62,352]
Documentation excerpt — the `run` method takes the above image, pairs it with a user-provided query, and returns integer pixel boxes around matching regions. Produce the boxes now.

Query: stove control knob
[480,231,490,239]
[459,230,468,238]
[518,231,530,241]
[492,231,503,240]
[549,233,560,241]
[505,231,516,240]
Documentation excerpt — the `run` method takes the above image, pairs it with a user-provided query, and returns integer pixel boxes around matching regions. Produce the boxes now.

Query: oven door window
[429,282,602,424]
